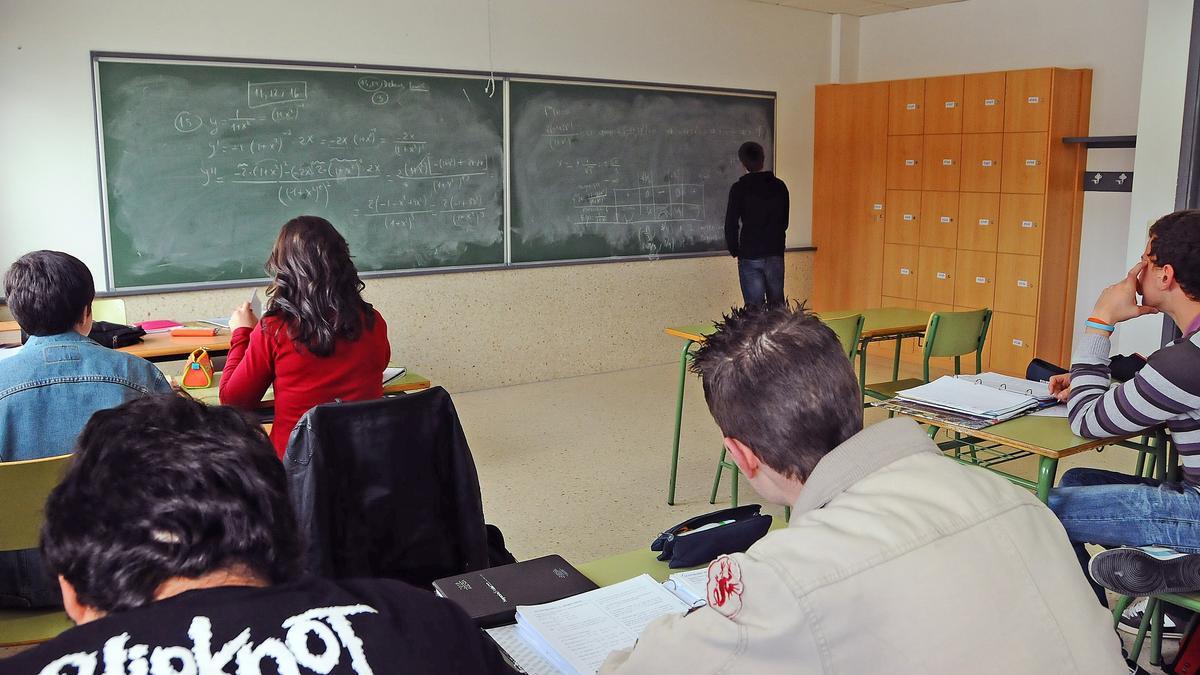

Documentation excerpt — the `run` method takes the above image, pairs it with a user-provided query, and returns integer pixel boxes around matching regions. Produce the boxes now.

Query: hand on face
[1091,261,1159,326]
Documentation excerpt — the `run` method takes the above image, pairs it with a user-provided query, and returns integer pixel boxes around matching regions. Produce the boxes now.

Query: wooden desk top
[0,320,19,333]
[179,370,431,408]
[120,330,233,361]
[665,307,933,345]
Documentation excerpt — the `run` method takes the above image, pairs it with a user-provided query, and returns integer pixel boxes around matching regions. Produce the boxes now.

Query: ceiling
[746,0,965,17]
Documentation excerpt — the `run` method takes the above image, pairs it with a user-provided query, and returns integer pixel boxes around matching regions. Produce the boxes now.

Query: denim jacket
[0,331,172,462]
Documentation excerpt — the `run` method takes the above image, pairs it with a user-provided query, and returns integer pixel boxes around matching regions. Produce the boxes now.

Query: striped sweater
[1069,331,1200,485]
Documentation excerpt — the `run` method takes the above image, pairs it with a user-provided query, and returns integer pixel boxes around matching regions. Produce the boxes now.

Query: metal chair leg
[709,446,725,505]
[1129,597,1158,663]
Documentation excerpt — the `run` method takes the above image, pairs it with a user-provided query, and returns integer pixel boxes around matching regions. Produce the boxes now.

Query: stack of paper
[895,375,1040,421]
[508,574,693,675]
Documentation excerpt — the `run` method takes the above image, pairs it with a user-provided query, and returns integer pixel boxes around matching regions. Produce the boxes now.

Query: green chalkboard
[97,58,504,289]
[509,81,774,263]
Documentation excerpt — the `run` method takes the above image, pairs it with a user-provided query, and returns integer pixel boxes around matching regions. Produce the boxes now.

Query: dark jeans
[737,256,785,307]
[1048,467,1200,605]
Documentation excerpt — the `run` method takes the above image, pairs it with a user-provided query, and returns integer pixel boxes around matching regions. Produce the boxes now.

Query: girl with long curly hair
[219,216,391,457]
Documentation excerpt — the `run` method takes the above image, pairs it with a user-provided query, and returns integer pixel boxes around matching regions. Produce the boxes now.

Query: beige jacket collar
[791,418,939,518]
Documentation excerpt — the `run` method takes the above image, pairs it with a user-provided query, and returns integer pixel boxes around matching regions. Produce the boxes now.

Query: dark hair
[1149,209,1200,300]
[4,250,95,336]
[690,302,862,481]
[264,216,375,357]
[737,141,765,172]
[40,395,303,613]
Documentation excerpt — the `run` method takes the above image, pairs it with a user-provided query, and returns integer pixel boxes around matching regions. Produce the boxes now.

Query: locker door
[958,192,999,252]
[963,71,1006,133]
[959,133,1003,192]
[889,79,925,135]
[924,75,963,134]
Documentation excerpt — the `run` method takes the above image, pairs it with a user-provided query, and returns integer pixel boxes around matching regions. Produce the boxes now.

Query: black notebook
[432,554,598,627]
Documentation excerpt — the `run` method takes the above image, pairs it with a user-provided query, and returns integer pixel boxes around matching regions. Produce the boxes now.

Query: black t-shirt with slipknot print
[1,576,514,675]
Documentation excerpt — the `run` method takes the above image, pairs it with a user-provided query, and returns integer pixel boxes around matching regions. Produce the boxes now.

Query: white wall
[857,0,1149,353]
[1120,0,1195,356]
[0,0,830,390]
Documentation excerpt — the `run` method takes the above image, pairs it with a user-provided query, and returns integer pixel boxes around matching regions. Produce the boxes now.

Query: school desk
[664,307,932,505]
[119,330,233,363]
[880,406,1167,503]
[177,370,432,408]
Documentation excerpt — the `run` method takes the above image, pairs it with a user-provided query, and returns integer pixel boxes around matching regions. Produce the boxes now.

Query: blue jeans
[1048,467,1200,604]
[737,256,785,307]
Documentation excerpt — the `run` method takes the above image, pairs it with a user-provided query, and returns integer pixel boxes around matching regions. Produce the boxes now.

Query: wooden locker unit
[812,82,888,311]
[1004,69,1052,132]
[889,79,926,135]
[919,191,958,248]
[1001,132,1049,194]
[963,71,1006,133]
[954,250,996,309]
[885,190,922,245]
[922,134,962,191]
[958,192,999,252]
[812,68,1089,376]
[959,133,1003,192]
[882,244,920,299]
[998,193,1045,256]
[994,253,1041,316]
[923,75,964,134]
[917,246,957,305]
[887,135,924,189]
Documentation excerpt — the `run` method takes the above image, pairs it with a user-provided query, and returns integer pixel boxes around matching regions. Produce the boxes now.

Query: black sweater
[724,171,789,259]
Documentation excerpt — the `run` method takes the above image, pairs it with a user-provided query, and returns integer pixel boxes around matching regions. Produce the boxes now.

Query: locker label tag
[903,214,915,221]
[1017,280,1031,288]
[975,276,988,284]
[978,218,990,226]
[1021,220,1036,228]
[1025,159,1039,166]
[900,268,912,276]
[984,98,998,106]
[905,159,917,166]
[906,103,919,110]
[945,101,957,108]
[942,159,953,166]
[982,159,994,167]
[936,272,949,280]
[1027,96,1040,104]
[873,203,883,210]
[1012,339,1025,347]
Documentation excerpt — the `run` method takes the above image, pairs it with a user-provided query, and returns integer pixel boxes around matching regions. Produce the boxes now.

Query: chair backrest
[823,313,865,362]
[0,454,71,552]
[282,388,491,589]
[922,308,992,379]
[91,298,127,325]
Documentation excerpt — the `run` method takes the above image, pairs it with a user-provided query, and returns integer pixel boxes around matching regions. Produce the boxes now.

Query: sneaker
[1090,546,1200,596]
[1116,597,1184,640]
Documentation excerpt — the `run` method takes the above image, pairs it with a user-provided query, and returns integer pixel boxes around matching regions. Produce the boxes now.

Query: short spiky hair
[690,302,862,481]
[737,141,765,172]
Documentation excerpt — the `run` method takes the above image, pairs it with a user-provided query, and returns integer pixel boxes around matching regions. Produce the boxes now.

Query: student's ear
[1161,263,1178,291]
[59,576,102,625]
[723,437,762,478]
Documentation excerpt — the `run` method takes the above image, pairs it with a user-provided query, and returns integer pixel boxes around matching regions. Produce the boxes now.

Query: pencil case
[171,327,219,337]
[180,348,214,389]
[651,504,772,569]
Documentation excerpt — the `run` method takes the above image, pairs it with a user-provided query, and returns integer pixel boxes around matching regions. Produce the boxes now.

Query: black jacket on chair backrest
[283,387,491,589]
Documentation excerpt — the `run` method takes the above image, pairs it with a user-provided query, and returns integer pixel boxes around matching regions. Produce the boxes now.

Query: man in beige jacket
[601,303,1126,674]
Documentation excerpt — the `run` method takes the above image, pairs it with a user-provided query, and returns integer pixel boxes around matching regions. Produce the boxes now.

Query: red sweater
[219,310,391,457]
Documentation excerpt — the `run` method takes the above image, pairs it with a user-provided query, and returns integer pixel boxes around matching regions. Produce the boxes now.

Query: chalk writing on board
[98,60,505,287]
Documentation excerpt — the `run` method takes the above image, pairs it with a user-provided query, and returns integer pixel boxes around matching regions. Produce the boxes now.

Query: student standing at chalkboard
[219,216,391,458]
[724,142,790,306]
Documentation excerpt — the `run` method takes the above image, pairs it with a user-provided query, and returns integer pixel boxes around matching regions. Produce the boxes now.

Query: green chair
[710,314,864,512]
[864,308,992,402]
[0,454,74,648]
[90,298,127,325]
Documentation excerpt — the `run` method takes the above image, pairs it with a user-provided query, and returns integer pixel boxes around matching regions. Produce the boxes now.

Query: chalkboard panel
[97,58,504,289]
[509,81,774,263]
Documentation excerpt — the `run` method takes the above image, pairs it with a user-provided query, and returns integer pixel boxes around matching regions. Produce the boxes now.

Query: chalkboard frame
[90,51,785,294]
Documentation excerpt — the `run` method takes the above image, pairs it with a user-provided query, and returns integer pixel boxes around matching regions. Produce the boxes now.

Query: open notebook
[487,570,707,675]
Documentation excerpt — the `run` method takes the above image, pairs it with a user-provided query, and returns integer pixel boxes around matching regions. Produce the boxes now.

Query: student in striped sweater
[1047,209,1200,609]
